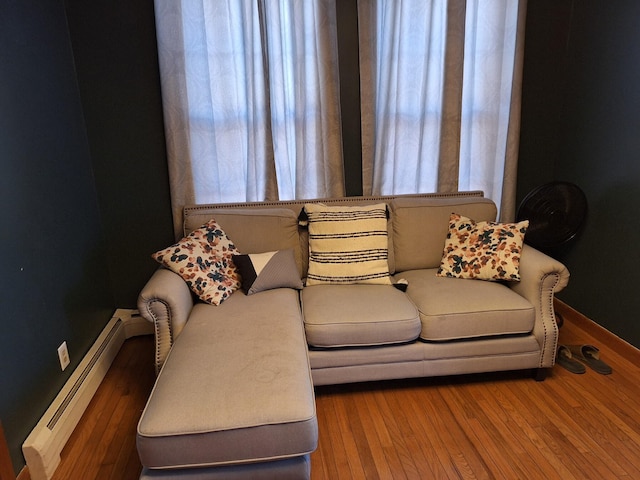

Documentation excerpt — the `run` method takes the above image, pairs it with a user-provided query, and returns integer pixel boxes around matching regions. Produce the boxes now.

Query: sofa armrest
[509,244,570,368]
[137,268,194,374]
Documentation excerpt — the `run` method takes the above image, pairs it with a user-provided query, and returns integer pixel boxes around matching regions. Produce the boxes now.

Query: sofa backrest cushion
[182,192,489,278]
[391,197,497,272]
[186,197,398,277]
[183,207,303,276]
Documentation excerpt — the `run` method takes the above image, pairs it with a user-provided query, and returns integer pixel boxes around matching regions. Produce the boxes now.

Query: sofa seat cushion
[397,269,534,341]
[301,284,420,348]
[137,289,317,470]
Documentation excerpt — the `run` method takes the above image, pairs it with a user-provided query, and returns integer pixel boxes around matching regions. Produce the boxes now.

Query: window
[361,0,522,215]
[154,0,524,234]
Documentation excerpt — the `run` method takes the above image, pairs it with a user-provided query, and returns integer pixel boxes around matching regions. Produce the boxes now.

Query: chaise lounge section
[137,288,317,479]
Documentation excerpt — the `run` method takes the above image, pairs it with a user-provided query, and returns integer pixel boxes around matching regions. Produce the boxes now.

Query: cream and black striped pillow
[304,203,391,285]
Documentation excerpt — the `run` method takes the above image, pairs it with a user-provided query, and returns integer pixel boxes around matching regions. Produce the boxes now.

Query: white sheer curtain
[154,0,526,233]
[154,0,345,236]
[359,0,526,220]
[366,1,448,196]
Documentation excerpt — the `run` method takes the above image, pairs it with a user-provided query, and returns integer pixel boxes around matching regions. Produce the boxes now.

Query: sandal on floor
[556,345,586,374]
[567,344,613,375]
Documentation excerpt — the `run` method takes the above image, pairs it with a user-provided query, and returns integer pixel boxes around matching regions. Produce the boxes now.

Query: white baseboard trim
[114,308,154,338]
[22,309,152,480]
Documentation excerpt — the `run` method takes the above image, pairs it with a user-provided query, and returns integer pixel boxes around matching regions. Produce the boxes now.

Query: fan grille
[517,182,587,250]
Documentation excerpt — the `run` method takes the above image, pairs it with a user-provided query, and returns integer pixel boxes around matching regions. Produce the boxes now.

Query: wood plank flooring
[49,334,155,480]
[33,300,640,479]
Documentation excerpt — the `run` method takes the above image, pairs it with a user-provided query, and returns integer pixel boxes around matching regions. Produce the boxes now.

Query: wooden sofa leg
[533,368,548,381]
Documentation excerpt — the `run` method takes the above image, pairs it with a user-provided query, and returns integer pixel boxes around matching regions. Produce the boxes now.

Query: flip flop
[556,345,586,374]
[567,344,613,375]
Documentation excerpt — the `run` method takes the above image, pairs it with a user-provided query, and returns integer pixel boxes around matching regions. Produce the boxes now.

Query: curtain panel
[358,0,526,221]
[154,0,527,235]
[154,0,345,236]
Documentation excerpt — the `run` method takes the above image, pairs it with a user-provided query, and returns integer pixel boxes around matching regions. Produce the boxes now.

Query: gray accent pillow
[233,249,303,295]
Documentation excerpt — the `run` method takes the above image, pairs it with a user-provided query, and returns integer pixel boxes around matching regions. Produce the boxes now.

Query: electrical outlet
[58,341,70,371]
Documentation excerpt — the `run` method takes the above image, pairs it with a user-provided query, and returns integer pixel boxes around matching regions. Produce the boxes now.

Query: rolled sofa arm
[137,268,194,374]
[509,244,570,368]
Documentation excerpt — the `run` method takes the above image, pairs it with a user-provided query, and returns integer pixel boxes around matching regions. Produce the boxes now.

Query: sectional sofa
[136,191,569,479]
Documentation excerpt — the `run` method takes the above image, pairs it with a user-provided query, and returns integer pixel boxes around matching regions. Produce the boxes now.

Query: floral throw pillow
[152,219,240,305]
[437,213,529,282]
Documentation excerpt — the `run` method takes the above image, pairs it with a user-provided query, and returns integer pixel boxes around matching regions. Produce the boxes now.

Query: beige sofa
[136,192,569,479]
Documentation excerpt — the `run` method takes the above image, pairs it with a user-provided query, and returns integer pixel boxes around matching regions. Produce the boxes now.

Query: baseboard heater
[22,310,152,480]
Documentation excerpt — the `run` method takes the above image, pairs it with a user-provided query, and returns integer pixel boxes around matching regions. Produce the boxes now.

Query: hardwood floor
[313,303,640,479]
[49,334,155,480]
[36,301,640,479]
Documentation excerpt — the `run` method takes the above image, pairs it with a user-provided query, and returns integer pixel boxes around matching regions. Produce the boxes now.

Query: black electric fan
[516,181,587,328]
[516,181,588,254]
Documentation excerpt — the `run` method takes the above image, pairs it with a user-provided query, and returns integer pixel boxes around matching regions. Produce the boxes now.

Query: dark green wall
[65,0,174,307]
[0,0,171,474]
[0,0,112,473]
[336,0,363,196]
[517,1,573,199]
[519,0,640,347]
